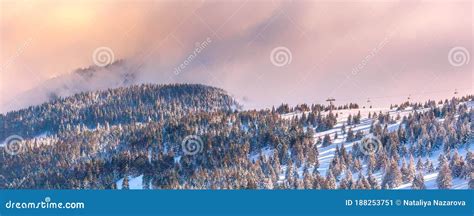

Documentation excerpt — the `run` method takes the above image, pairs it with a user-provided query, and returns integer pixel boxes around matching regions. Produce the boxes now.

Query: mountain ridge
[0,83,240,142]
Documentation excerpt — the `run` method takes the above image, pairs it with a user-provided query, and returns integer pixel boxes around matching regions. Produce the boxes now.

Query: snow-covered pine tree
[416,157,424,172]
[322,134,332,147]
[381,158,402,189]
[469,173,474,189]
[436,160,453,189]
[367,171,380,189]
[449,150,464,178]
[122,176,130,190]
[338,168,353,189]
[346,128,354,142]
[325,170,337,189]
[411,172,426,189]
[407,155,416,182]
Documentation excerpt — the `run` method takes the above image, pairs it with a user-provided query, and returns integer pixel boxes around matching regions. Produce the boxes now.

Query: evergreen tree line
[0,84,472,189]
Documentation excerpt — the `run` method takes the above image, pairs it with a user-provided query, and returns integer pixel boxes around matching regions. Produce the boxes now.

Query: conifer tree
[469,173,474,189]
[338,169,353,189]
[367,171,380,189]
[407,155,416,182]
[122,176,130,190]
[325,171,337,189]
[416,157,424,172]
[450,150,464,178]
[322,134,332,147]
[382,158,402,189]
[346,128,354,142]
[411,172,426,189]
[437,160,452,189]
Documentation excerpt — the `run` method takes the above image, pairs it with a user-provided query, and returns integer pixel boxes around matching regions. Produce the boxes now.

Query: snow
[120,101,473,190]
[250,147,274,162]
[282,101,473,189]
[395,148,472,190]
[396,172,469,190]
[116,175,145,190]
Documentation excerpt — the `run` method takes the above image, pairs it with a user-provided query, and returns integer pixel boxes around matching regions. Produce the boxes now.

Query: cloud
[0,0,472,112]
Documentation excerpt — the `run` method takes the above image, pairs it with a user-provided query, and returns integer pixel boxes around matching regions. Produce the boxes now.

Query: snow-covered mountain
[0,84,472,190]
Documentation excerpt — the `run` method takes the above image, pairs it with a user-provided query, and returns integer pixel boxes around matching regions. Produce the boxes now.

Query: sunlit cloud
[0,0,472,112]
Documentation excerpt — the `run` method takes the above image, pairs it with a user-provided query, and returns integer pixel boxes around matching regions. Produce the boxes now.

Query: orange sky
[0,0,472,112]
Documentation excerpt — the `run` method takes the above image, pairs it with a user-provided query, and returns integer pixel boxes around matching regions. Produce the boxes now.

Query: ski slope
[293,103,472,189]
[117,101,472,189]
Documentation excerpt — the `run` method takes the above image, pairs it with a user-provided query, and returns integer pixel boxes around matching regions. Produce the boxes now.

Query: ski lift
[326,98,336,104]
[326,98,336,110]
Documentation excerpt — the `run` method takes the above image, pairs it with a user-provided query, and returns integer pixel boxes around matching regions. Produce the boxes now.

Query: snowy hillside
[0,84,472,190]
[114,98,473,190]
[282,100,473,190]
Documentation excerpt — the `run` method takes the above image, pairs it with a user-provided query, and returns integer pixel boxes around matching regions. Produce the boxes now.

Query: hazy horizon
[1,0,472,112]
